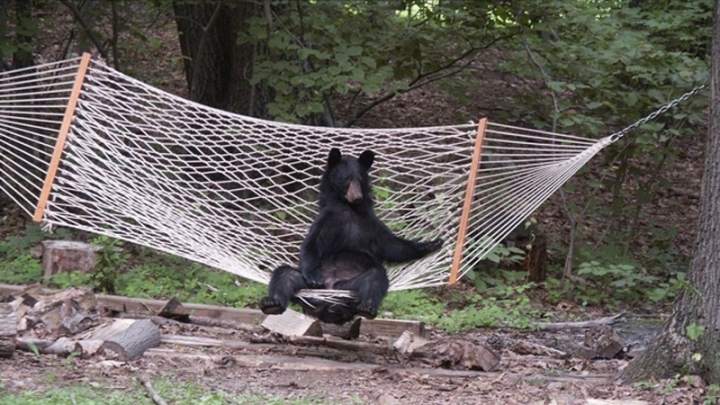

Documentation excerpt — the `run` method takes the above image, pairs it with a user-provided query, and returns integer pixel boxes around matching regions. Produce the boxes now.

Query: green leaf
[626,92,639,107]
[686,323,704,340]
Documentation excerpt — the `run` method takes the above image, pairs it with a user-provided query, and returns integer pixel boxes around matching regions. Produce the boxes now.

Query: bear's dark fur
[259,148,443,324]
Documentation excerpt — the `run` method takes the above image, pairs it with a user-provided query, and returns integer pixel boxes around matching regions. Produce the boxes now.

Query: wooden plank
[0,284,424,337]
[449,118,488,285]
[261,308,323,337]
[34,52,92,223]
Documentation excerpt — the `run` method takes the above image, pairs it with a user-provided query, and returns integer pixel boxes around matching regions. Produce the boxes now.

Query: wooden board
[0,284,425,337]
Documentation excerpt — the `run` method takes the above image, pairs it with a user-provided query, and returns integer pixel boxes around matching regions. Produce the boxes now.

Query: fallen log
[531,312,625,331]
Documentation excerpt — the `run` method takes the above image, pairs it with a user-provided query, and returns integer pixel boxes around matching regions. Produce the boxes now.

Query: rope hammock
[0,53,622,298]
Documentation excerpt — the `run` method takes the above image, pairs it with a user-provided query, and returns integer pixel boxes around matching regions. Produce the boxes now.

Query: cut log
[261,308,323,337]
[0,303,17,357]
[95,319,160,359]
[41,240,99,279]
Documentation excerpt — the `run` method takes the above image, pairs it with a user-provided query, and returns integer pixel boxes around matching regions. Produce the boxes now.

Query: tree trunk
[172,0,271,117]
[620,0,720,383]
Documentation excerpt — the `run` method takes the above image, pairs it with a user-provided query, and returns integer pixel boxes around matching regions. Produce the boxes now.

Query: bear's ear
[328,148,342,168]
[358,150,375,170]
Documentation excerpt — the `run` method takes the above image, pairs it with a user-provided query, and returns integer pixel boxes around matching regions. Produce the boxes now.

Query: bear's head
[321,148,375,205]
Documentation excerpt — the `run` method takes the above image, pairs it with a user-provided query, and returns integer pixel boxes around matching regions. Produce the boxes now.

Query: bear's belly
[320,251,380,288]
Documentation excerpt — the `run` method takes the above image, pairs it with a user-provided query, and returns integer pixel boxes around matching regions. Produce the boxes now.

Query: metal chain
[609,83,707,143]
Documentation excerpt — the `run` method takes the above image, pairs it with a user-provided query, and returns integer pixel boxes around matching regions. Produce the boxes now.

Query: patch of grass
[1,385,152,405]
[0,376,333,405]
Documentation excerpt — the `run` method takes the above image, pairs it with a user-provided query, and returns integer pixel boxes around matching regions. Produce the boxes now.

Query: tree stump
[42,240,99,279]
[511,234,547,282]
[0,303,17,357]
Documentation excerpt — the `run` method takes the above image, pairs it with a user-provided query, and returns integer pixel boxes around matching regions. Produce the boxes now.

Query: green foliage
[90,235,130,294]
[0,225,73,285]
[686,323,705,341]
[0,254,42,284]
[704,384,720,405]
[660,374,681,395]
[438,286,538,332]
[632,381,659,390]
[498,0,709,286]
[240,1,506,123]
[380,289,445,322]
[546,259,664,307]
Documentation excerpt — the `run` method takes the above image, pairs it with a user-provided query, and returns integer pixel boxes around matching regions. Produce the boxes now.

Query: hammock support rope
[1,53,682,297]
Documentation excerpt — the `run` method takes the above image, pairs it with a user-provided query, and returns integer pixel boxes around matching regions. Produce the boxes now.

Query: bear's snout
[345,180,363,204]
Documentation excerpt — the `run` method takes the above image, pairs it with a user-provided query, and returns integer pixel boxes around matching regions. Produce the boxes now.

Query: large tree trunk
[620,0,720,383]
[172,0,271,117]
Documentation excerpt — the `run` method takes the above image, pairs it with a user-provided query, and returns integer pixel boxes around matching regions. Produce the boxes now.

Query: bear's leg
[335,266,389,320]
[259,265,307,315]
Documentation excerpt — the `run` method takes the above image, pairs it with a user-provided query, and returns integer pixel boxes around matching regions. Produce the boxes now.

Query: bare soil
[0,317,707,405]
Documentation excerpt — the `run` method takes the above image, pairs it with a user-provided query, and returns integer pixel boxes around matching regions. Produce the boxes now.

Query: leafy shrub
[0,254,43,284]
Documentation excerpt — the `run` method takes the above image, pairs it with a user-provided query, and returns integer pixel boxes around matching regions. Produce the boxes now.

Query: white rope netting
[0,56,612,295]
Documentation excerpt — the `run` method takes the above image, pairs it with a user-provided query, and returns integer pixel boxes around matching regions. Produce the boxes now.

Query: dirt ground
[0,311,709,405]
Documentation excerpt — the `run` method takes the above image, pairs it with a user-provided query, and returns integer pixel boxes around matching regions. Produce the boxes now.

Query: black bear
[259,148,443,324]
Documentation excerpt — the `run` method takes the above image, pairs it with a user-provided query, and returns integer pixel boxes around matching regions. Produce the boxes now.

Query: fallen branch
[17,337,82,357]
[506,340,569,359]
[531,312,625,331]
[138,374,168,405]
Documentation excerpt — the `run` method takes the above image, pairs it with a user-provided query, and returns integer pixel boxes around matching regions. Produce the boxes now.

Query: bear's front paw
[259,297,286,315]
[421,238,444,254]
[303,273,325,289]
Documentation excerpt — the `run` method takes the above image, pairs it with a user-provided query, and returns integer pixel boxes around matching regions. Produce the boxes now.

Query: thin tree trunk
[620,0,720,383]
[172,0,271,117]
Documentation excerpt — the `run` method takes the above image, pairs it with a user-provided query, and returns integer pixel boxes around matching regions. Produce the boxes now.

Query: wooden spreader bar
[449,118,487,286]
[33,52,92,223]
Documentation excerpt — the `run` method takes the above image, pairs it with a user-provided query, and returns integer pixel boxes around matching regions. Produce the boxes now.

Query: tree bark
[172,0,271,117]
[620,0,720,383]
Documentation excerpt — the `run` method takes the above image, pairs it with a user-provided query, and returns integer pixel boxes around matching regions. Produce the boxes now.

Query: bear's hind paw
[259,297,286,315]
[356,305,378,320]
